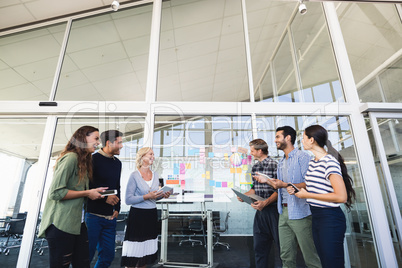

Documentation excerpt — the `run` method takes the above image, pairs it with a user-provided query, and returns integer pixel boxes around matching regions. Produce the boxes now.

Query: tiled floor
[1,235,309,267]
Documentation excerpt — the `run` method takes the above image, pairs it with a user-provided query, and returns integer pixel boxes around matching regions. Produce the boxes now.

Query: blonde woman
[121,147,170,268]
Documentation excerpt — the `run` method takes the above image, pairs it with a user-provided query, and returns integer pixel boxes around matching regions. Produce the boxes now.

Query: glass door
[368,113,402,266]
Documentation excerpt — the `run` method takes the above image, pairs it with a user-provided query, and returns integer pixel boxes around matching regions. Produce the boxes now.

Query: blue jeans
[85,213,117,268]
[310,206,346,268]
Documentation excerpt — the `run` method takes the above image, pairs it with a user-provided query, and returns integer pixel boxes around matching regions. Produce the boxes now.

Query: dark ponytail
[305,125,356,209]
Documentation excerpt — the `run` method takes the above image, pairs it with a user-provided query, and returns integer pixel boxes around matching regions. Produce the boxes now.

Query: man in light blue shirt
[256,126,321,268]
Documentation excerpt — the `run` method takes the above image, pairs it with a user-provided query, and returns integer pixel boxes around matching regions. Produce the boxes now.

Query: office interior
[0,0,401,267]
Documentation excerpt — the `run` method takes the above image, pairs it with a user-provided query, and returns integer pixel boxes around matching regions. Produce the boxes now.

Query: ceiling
[0,0,401,160]
[0,0,115,31]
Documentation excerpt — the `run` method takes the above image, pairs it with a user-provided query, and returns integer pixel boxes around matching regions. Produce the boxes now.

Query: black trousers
[253,203,280,268]
[45,223,90,268]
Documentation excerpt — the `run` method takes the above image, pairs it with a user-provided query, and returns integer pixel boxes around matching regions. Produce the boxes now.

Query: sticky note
[222,182,227,187]
[200,147,205,153]
[180,163,185,174]
[179,174,185,180]
[173,168,179,175]
[238,147,248,154]
[224,153,229,160]
[209,180,215,186]
[230,168,235,174]
[228,182,234,188]
[242,165,248,170]
[208,152,214,158]
[202,174,206,178]
[216,182,222,187]
[166,180,179,185]
[186,163,191,169]
[236,167,242,173]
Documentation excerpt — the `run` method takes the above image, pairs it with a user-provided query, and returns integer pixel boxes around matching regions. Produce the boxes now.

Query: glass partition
[153,115,255,234]
[249,1,343,103]
[56,4,153,101]
[0,24,66,100]
[0,118,47,267]
[337,2,402,103]
[367,116,402,266]
[30,116,145,267]
[256,115,378,268]
[157,0,249,101]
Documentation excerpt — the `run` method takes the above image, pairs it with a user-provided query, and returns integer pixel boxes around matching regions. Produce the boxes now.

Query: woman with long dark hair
[295,124,355,268]
[38,126,108,268]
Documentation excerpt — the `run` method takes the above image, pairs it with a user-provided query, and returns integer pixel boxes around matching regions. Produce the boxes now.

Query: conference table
[157,196,218,268]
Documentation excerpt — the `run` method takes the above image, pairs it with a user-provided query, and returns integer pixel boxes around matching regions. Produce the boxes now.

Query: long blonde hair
[136,147,152,170]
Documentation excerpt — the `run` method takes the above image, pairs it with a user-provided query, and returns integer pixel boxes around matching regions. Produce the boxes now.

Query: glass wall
[153,115,255,234]
[55,4,153,101]
[248,1,343,103]
[0,118,47,266]
[0,24,66,100]
[337,2,402,103]
[157,0,249,101]
[367,116,402,266]
[256,115,377,267]
[30,116,145,267]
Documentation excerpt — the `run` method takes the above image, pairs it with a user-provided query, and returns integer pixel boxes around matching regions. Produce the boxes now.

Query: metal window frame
[6,1,401,267]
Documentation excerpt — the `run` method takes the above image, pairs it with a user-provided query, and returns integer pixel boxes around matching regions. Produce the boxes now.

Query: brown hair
[57,125,99,184]
[249,139,268,155]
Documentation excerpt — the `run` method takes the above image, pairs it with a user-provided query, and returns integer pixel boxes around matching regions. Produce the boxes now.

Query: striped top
[305,154,342,208]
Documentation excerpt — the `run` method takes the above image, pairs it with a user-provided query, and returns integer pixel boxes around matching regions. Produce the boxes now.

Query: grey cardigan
[125,170,160,209]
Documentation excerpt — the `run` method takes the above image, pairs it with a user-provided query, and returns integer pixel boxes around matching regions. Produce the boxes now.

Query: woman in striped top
[295,125,355,268]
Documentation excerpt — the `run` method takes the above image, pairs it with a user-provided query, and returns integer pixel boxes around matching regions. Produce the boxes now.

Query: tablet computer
[232,188,264,205]
[158,186,173,194]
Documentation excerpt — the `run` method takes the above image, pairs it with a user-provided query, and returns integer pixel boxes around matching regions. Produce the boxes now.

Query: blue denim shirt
[277,148,312,219]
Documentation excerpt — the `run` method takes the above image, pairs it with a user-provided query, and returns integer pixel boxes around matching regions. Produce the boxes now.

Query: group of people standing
[37,124,354,268]
[239,125,355,268]
[38,126,169,268]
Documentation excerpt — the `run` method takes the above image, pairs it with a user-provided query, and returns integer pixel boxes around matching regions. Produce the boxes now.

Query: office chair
[212,212,230,250]
[179,216,206,247]
[115,212,127,252]
[3,217,26,255]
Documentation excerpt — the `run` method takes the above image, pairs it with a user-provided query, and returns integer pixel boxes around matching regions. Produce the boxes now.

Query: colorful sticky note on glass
[222,182,227,188]
[216,182,222,187]
[202,174,206,178]
[200,147,205,153]
[230,168,235,174]
[238,147,248,154]
[209,180,215,186]
[173,168,179,175]
[247,155,252,164]
[185,163,191,169]
[208,152,214,158]
[179,174,185,180]
[180,163,185,174]
[224,153,229,160]
[242,165,248,171]
[228,182,234,188]
[236,167,242,173]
